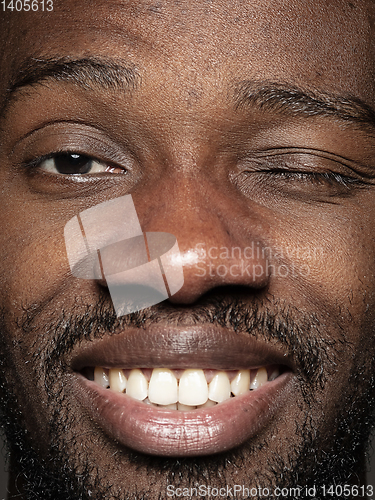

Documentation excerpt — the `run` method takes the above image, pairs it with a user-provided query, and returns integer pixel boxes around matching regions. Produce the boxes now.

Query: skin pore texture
[0,0,375,499]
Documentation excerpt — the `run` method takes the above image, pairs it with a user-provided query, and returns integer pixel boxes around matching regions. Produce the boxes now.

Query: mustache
[22,287,342,389]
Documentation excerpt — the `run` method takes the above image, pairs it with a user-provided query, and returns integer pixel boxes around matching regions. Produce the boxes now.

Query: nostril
[167,244,270,305]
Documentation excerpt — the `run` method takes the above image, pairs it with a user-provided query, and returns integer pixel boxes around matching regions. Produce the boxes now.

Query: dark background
[0,434,375,499]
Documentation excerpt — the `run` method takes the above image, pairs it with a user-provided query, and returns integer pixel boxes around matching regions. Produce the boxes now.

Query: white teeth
[94,367,109,388]
[178,369,209,406]
[126,369,148,401]
[97,365,281,409]
[162,403,178,410]
[197,399,217,409]
[230,369,251,396]
[148,368,178,405]
[109,368,127,393]
[250,367,268,390]
[177,403,197,411]
[208,371,231,403]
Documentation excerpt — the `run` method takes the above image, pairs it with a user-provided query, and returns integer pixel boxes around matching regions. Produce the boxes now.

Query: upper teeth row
[93,366,279,410]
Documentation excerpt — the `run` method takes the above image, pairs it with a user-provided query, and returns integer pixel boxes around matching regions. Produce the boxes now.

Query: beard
[0,290,374,500]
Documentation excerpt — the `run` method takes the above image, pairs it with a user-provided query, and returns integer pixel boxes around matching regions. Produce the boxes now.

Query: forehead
[0,0,375,110]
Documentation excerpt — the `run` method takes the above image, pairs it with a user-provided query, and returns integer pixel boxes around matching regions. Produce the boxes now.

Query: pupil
[54,153,92,174]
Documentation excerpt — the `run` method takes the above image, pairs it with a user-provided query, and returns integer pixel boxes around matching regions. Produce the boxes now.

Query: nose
[64,177,270,313]
[134,175,270,305]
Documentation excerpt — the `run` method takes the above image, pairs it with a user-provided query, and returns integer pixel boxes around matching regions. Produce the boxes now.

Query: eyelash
[23,151,126,175]
[268,170,359,187]
[23,152,362,193]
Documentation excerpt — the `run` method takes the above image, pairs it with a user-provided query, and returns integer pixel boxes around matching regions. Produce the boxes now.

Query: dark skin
[0,0,375,498]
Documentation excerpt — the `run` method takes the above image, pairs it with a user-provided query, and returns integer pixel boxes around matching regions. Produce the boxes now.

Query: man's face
[1,1,375,498]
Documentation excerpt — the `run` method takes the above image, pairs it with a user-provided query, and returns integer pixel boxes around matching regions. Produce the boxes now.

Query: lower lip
[73,371,294,456]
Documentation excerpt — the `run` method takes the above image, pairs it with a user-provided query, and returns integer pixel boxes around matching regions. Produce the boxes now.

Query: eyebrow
[2,58,375,135]
[1,56,140,116]
[234,81,375,132]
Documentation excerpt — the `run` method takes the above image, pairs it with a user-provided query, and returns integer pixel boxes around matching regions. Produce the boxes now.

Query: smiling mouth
[71,326,296,456]
[82,365,284,410]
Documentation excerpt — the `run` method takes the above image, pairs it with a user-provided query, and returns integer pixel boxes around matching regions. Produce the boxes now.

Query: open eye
[39,153,125,175]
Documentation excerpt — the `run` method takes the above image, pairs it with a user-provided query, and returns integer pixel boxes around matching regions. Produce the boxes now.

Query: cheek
[268,200,375,346]
[0,199,70,317]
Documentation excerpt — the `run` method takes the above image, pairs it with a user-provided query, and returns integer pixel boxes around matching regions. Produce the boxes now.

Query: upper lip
[70,324,296,372]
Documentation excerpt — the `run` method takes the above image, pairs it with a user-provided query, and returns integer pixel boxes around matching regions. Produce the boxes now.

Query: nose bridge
[140,172,238,247]
[138,173,270,304]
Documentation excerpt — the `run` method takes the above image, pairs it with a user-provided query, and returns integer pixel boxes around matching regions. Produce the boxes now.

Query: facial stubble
[0,295,374,500]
